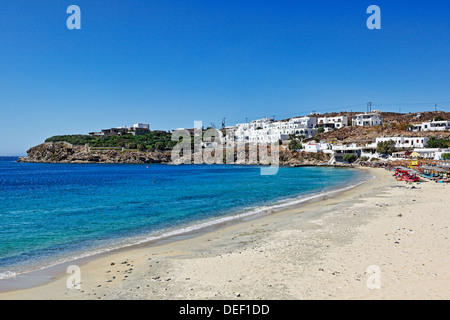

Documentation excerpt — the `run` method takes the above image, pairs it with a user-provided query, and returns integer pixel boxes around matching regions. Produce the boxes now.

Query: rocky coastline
[17,142,343,167]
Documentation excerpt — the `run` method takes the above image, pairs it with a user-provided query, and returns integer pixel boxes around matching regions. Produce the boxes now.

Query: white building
[352,113,383,127]
[302,142,332,153]
[367,137,429,149]
[274,117,316,134]
[329,144,362,163]
[392,148,450,160]
[409,120,450,132]
[317,115,348,131]
[413,148,450,160]
[133,123,150,129]
[230,117,317,144]
[434,149,450,160]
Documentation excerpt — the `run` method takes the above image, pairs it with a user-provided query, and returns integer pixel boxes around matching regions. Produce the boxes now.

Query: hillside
[310,111,450,145]
[18,111,450,164]
[45,131,177,151]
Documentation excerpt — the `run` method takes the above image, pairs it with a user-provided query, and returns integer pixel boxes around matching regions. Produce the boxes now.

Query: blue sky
[1,0,449,155]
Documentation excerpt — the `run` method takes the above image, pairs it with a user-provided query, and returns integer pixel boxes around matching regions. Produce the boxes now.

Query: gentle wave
[0,271,16,280]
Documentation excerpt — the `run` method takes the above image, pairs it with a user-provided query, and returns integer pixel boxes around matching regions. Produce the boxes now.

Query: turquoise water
[0,158,367,277]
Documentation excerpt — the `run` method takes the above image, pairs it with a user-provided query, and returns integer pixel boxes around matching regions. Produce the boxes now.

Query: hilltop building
[89,123,150,136]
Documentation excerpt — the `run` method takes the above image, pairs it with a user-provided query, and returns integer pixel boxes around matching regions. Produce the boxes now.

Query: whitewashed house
[410,120,450,132]
[230,116,317,144]
[302,142,332,153]
[369,137,429,149]
[413,148,450,160]
[317,115,348,131]
[392,148,450,160]
[352,112,383,127]
[329,144,362,163]
[361,137,429,159]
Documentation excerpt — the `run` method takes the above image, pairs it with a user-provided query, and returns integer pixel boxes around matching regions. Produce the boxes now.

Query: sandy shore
[1,167,449,300]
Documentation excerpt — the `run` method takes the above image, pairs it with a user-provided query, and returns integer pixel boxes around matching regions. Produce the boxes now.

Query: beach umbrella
[409,152,420,168]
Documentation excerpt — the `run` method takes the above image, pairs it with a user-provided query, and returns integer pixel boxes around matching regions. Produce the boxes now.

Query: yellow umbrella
[409,152,420,168]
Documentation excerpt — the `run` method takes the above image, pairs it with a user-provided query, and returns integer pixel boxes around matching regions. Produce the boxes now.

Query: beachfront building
[360,137,429,160]
[352,112,383,127]
[413,148,450,160]
[302,142,332,153]
[366,137,429,149]
[409,120,450,132]
[392,148,450,160]
[329,144,362,163]
[317,115,348,132]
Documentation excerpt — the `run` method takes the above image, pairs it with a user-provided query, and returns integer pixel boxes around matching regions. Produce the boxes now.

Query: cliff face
[18,142,333,166]
[18,143,171,164]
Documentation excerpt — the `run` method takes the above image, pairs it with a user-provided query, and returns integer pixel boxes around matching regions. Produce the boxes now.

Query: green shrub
[137,143,146,152]
[288,139,302,151]
[427,138,450,148]
[45,131,177,151]
[376,140,396,155]
[343,154,357,163]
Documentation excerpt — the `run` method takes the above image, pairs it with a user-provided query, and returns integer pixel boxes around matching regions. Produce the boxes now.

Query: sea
[0,157,370,281]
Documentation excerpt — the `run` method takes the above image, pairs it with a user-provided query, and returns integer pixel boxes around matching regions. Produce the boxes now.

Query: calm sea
[0,157,368,278]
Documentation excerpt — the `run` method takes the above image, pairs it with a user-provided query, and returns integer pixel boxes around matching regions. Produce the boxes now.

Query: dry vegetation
[307,111,450,145]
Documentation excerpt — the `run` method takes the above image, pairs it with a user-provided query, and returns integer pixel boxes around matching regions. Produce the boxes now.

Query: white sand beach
[1,167,449,300]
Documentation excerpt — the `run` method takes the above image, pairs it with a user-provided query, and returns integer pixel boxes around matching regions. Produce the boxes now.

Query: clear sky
[1,0,449,155]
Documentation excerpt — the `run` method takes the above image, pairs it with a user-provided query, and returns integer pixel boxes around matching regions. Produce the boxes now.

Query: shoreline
[1,166,448,299]
[0,166,370,293]
[16,159,352,168]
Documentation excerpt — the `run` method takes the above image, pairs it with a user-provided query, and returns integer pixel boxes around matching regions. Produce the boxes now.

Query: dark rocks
[18,142,172,164]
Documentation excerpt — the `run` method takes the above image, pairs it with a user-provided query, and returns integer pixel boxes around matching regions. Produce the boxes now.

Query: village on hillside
[42,108,450,168]
[174,109,450,164]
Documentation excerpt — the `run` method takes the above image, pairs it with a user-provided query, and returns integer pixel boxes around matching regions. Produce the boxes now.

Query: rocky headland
[18,142,334,167]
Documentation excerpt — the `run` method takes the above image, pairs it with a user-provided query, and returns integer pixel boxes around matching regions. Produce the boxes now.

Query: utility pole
[222,117,226,129]
[367,102,372,113]
[245,117,248,124]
